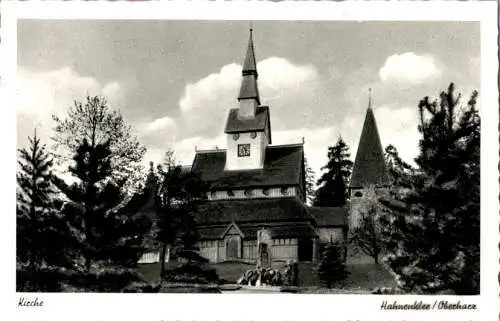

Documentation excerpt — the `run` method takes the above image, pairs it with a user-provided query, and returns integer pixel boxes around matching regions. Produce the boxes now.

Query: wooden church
[188,29,389,266]
[139,29,389,266]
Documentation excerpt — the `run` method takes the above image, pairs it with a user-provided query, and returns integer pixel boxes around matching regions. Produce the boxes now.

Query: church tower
[224,29,271,171]
[349,90,390,227]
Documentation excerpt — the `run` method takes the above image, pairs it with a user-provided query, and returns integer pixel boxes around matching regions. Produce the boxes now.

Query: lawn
[137,260,254,284]
[137,260,396,293]
[299,263,397,294]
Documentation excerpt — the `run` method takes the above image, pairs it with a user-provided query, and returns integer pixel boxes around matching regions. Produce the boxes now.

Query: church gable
[221,222,244,238]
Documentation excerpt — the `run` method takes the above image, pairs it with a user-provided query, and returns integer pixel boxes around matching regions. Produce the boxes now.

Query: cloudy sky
[17,20,480,181]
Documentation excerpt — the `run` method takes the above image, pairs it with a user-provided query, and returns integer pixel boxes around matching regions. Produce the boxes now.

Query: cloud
[143,134,225,169]
[140,116,177,134]
[174,57,324,140]
[141,57,329,165]
[149,56,422,174]
[374,105,420,165]
[17,67,125,148]
[379,52,442,85]
[272,127,337,183]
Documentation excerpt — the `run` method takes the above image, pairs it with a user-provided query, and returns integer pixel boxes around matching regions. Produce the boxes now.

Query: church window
[280,187,289,195]
[250,132,257,139]
[232,133,240,141]
[262,188,270,196]
[237,144,251,157]
[227,190,234,197]
[244,189,253,197]
[354,191,363,197]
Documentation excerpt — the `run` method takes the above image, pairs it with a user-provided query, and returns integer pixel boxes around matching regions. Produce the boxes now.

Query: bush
[122,281,160,293]
[371,287,406,294]
[17,268,65,292]
[162,263,219,284]
[317,242,349,288]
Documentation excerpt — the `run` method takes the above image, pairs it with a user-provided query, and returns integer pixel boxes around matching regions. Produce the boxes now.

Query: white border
[1,1,498,321]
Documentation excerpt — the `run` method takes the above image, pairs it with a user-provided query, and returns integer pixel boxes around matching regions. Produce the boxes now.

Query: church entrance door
[226,237,239,260]
[298,238,313,262]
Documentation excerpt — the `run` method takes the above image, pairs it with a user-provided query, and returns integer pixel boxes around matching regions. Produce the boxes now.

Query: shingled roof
[350,107,390,188]
[196,197,313,225]
[308,207,347,227]
[191,144,303,189]
[198,222,317,240]
[224,106,270,137]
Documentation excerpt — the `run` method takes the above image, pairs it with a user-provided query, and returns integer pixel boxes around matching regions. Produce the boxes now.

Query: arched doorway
[226,236,240,260]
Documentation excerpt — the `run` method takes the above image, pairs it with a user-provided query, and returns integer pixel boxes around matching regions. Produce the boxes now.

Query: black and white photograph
[4,1,498,320]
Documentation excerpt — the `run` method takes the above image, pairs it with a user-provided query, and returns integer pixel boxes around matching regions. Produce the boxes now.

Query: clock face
[232,133,240,141]
[237,144,251,157]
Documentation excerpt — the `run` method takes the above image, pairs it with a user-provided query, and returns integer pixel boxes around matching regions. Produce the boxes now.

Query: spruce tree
[17,131,71,290]
[379,83,480,294]
[304,157,316,205]
[384,144,416,186]
[54,138,151,290]
[314,137,353,207]
[317,241,349,288]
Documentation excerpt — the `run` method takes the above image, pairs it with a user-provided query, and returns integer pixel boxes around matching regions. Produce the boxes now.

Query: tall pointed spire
[242,27,258,78]
[238,27,260,106]
[350,90,389,188]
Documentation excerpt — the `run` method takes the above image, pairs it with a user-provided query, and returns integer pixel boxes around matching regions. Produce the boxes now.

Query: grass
[296,262,397,294]
[137,261,177,284]
[136,260,396,294]
[211,261,255,283]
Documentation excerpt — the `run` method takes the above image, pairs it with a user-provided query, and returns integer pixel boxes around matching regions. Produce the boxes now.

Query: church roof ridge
[267,143,304,149]
[196,148,227,154]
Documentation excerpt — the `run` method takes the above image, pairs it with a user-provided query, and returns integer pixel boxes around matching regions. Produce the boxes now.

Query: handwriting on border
[381,300,477,311]
[18,297,44,307]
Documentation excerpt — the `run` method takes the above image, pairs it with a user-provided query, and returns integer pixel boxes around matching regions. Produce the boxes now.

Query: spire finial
[250,21,253,33]
[368,88,373,109]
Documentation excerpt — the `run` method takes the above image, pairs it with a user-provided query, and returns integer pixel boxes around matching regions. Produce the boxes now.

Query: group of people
[236,261,298,287]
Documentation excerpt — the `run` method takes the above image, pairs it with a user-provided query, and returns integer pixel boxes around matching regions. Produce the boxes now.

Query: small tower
[224,28,271,171]
[349,89,390,227]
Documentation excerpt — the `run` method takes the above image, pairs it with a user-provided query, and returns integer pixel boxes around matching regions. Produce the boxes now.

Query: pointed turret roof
[238,28,260,104]
[350,91,390,188]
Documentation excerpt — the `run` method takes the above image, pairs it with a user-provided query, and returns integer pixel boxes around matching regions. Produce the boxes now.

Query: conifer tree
[17,131,70,288]
[384,144,416,186]
[317,241,349,288]
[379,83,480,294]
[314,137,353,207]
[54,138,151,288]
[304,157,316,205]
